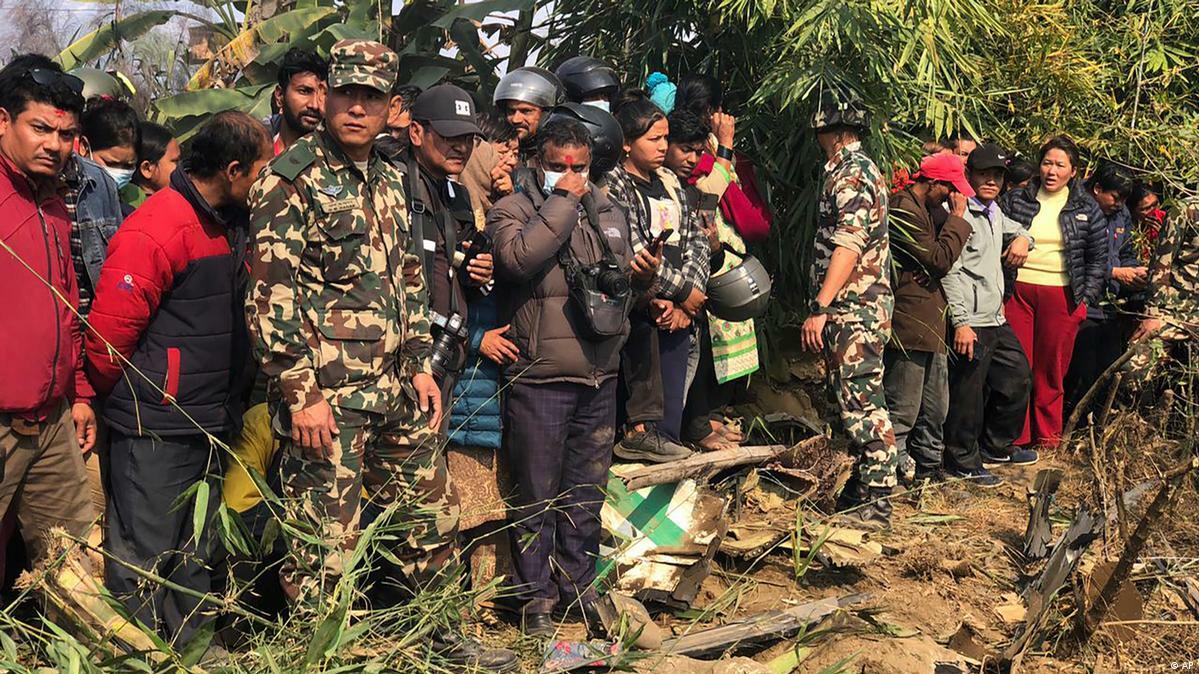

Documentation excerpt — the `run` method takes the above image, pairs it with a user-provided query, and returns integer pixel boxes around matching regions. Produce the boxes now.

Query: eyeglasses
[24,69,85,97]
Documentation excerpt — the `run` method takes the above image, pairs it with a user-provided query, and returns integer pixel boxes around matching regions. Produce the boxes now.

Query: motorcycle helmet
[706,249,772,321]
[493,66,563,109]
[555,56,621,104]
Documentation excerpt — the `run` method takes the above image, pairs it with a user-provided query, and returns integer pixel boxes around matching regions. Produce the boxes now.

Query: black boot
[521,612,556,638]
[833,482,892,531]
[431,628,520,672]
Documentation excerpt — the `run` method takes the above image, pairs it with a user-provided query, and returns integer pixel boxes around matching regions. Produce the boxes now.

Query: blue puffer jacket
[448,293,503,449]
[1000,178,1107,307]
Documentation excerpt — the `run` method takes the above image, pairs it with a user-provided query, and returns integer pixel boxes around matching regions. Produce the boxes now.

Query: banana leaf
[188,6,339,90]
[152,83,274,141]
[55,11,176,71]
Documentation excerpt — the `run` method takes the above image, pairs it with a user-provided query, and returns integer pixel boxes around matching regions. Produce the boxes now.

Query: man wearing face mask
[398,84,493,405]
[556,56,622,114]
[488,118,657,637]
[63,94,137,317]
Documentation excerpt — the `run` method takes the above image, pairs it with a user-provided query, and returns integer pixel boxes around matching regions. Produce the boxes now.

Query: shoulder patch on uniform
[272,144,317,181]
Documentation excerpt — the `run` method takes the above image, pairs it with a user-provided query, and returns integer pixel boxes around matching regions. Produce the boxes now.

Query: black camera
[589,259,630,297]
[430,312,469,380]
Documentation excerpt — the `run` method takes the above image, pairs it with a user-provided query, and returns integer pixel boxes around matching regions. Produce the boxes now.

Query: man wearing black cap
[940,143,1035,484]
[401,84,494,404]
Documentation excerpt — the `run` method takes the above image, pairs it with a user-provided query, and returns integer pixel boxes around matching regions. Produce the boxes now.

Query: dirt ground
[487,444,1199,674]
[485,345,1199,674]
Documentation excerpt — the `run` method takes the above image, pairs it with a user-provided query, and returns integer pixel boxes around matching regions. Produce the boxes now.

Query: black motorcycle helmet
[555,56,621,105]
[541,102,624,180]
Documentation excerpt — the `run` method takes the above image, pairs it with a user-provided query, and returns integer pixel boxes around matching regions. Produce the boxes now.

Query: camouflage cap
[811,89,869,131]
[328,39,398,94]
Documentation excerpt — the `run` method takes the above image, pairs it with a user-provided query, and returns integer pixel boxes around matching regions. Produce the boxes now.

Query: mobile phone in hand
[651,228,674,251]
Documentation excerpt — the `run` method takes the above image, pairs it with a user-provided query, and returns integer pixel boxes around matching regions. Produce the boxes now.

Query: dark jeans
[619,313,663,428]
[683,317,740,442]
[658,327,692,442]
[944,324,1031,471]
[104,432,222,646]
[1064,317,1127,420]
[504,379,616,615]
[882,349,948,470]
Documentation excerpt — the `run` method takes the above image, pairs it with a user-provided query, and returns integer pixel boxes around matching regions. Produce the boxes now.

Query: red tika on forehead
[54,108,66,117]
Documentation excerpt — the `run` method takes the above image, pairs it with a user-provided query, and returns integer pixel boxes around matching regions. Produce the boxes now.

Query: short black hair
[1038,135,1082,171]
[0,53,84,120]
[615,89,665,142]
[1129,181,1160,208]
[537,117,592,156]
[83,97,140,151]
[137,121,175,165]
[276,48,328,90]
[184,110,271,179]
[667,108,709,145]
[676,73,722,117]
[390,83,423,113]
[477,111,518,144]
[1006,157,1036,186]
[1087,162,1135,199]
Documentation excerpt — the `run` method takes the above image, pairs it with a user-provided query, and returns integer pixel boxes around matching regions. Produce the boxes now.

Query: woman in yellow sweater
[999,136,1108,450]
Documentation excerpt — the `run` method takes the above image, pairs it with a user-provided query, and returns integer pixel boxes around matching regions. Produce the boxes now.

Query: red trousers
[1004,282,1086,447]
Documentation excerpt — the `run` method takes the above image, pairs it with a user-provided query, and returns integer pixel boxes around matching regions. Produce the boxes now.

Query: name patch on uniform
[322,198,357,214]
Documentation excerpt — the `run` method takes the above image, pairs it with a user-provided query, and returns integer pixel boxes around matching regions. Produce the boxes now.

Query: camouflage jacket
[1146,197,1199,324]
[811,141,893,322]
[246,129,432,415]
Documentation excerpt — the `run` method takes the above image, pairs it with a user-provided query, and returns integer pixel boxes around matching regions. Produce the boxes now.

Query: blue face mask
[104,166,134,190]
[583,99,611,114]
[542,170,565,194]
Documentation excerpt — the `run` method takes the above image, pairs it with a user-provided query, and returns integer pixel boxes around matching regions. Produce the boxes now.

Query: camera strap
[556,192,621,274]
[404,154,460,323]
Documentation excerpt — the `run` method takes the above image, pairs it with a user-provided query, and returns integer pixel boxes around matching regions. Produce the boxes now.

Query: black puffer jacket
[1000,178,1107,307]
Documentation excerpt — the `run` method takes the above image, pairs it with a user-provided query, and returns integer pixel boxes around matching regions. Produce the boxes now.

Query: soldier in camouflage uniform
[1127,197,1199,383]
[801,91,898,530]
[246,39,517,672]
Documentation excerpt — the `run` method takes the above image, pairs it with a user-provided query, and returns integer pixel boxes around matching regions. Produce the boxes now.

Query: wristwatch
[716,145,735,161]
[808,299,831,315]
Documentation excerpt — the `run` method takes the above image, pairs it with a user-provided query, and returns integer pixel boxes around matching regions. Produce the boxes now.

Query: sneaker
[1007,447,1040,465]
[948,467,1004,488]
[614,426,692,463]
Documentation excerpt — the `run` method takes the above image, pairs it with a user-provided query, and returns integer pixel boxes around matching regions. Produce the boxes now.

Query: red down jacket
[85,176,244,436]
[0,153,93,416]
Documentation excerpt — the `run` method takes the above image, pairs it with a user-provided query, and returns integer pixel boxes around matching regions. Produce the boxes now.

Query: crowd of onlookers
[0,38,1188,671]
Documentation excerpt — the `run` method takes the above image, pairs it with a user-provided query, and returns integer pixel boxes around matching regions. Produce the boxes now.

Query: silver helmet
[706,250,772,322]
[493,66,563,108]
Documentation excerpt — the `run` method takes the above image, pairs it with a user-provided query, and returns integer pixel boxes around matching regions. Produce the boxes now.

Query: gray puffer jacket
[488,183,633,386]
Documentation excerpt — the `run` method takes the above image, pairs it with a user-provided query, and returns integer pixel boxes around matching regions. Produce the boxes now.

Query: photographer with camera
[488,118,657,638]
[398,84,494,409]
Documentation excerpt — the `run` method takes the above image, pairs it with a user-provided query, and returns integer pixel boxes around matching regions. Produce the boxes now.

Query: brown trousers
[0,401,95,564]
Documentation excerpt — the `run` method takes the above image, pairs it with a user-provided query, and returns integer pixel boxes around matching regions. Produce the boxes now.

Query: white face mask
[104,166,134,190]
[542,170,565,194]
[582,99,611,114]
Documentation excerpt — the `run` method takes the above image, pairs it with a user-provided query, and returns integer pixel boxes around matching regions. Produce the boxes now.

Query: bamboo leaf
[192,480,210,549]
[55,11,176,71]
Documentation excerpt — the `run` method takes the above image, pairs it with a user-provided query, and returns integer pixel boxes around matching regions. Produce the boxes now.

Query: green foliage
[54,11,176,71]
[539,0,1199,318]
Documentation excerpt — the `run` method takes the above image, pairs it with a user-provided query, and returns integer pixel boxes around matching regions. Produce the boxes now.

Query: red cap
[914,153,976,198]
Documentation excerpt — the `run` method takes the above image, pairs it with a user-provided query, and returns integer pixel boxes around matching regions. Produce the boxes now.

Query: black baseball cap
[411,83,482,138]
[966,143,1009,171]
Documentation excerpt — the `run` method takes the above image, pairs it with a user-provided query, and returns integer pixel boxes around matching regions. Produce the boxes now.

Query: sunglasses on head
[24,69,85,97]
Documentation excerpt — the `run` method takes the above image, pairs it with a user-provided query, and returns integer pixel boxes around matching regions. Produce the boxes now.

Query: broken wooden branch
[1077,454,1199,643]
[620,436,826,492]
[1061,334,1158,447]
[659,593,869,658]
